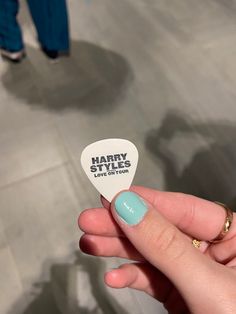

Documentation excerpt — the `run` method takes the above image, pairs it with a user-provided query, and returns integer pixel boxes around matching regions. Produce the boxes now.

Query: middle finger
[80,234,145,261]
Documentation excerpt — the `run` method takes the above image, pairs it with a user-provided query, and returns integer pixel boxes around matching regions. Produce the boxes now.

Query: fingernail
[114,191,148,225]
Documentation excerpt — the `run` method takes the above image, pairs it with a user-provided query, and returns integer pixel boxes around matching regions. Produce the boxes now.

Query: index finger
[102,186,236,241]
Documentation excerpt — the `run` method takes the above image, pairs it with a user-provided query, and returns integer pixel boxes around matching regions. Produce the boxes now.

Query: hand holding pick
[79,186,236,314]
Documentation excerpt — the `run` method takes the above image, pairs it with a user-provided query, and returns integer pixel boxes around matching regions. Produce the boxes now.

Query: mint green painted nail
[114,191,148,225]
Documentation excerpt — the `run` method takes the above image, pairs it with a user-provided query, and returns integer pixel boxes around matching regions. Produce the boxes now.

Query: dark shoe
[41,47,59,60]
[0,49,26,63]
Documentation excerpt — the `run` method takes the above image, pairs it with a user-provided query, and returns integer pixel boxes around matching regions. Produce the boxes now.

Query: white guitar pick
[81,139,139,201]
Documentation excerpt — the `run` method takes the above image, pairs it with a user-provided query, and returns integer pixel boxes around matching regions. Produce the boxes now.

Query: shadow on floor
[145,110,236,209]
[7,252,129,314]
[1,40,133,114]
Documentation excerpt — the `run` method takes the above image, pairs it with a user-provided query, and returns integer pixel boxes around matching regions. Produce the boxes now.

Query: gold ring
[210,202,234,243]
[192,239,201,248]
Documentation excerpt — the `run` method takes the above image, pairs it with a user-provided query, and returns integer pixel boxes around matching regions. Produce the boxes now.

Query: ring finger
[80,234,145,261]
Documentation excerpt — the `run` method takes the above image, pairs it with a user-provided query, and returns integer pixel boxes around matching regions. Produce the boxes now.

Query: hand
[78,186,236,314]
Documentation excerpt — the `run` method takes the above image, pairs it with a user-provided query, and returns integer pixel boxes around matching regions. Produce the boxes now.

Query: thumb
[111,191,224,310]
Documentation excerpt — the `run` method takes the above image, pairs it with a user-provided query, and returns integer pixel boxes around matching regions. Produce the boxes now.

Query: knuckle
[154,226,185,261]
[156,226,177,251]
[176,193,197,231]
[180,202,195,231]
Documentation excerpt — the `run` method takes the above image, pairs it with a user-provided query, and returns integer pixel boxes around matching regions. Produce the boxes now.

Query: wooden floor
[1,0,236,313]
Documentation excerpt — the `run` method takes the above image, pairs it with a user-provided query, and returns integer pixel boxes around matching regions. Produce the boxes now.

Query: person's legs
[27,0,69,55]
[0,0,24,52]
[0,0,25,62]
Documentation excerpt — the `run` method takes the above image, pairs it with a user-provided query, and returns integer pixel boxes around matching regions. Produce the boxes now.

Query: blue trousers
[0,0,69,52]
